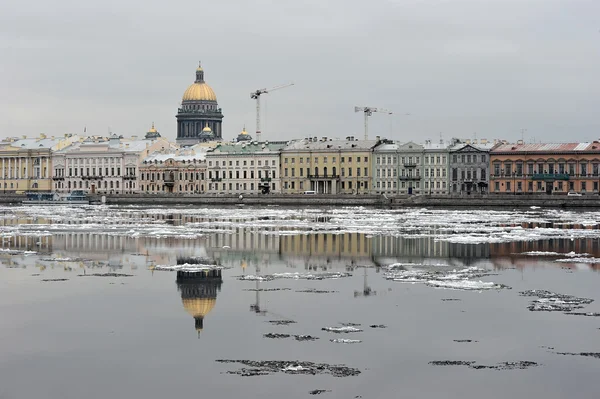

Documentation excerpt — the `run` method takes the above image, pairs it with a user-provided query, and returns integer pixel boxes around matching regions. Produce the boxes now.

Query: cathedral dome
[182,83,217,102]
[182,63,217,102]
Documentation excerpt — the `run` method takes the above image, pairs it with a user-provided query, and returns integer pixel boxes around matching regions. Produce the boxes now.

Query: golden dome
[182,83,217,102]
[240,127,248,135]
[148,122,157,133]
[182,297,216,319]
[202,124,212,132]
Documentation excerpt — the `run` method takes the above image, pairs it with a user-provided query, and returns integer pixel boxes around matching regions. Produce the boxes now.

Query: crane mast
[354,106,392,140]
[250,83,294,142]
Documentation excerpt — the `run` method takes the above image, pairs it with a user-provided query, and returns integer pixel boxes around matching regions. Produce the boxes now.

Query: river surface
[1,205,599,399]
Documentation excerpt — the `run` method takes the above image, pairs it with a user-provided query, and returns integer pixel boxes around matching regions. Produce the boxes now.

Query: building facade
[176,64,224,146]
[490,142,600,195]
[448,139,496,194]
[423,140,449,195]
[372,142,399,194]
[206,140,286,194]
[53,133,170,194]
[0,134,80,193]
[139,146,207,194]
[280,136,379,194]
[397,142,424,195]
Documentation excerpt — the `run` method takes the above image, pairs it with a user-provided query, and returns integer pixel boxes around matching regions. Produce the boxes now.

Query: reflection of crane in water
[250,261,266,315]
[354,266,377,298]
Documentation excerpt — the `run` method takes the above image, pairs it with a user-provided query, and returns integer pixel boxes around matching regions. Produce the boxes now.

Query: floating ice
[238,272,351,281]
[385,265,507,291]
[427,280,508,291]
[330,339,361,344]
[519,251,590,257]
[519,290,594,312]
[153,263,222,271]
[555,257,600,264]
[322,326,363,333]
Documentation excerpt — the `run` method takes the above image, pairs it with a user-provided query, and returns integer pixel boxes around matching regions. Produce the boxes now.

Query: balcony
[210,178,222,183]
[399,175,421,180]
[260,177,272,182]
[123,175,137,180]
[52,177,65,181]
[308,174,340,179]
[403,162,417,168]
[532,173,569,181]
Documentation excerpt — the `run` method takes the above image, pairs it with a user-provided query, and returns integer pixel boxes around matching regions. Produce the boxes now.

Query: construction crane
[250,83,294,142]
[354,106,392,140]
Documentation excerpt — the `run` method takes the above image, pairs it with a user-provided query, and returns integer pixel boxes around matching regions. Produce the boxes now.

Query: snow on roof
[283,138,379,151]
[492,142,600,153]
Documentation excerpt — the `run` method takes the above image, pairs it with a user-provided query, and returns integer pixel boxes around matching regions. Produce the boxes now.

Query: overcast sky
[1,0,599,144]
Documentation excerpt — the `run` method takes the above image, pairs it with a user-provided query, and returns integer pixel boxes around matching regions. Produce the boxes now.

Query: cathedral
[176,63,224,146]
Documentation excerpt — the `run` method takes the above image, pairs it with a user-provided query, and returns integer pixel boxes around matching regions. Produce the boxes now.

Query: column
[45,157,48,178]
[18,157,22,179]
[24,158,28,179]
[1,158,4,180]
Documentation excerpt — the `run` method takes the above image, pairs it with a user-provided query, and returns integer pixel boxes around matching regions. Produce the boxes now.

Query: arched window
[333,167,337,176]
[314,167,318,177]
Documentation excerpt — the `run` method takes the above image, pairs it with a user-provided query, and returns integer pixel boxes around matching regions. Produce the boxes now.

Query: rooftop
[207,141,288,155]
[491,142,600,153]
[283,137,379,151]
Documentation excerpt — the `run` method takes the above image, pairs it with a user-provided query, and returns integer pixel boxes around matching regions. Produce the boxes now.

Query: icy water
[1,205,600,399]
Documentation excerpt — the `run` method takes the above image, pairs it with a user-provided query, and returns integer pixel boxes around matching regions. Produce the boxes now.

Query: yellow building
[0,134,80,192]
[280,136,380,194]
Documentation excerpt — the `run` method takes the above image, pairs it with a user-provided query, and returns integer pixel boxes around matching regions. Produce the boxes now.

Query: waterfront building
[139,145,208,194]
[0,134,80,193]
[423,140,449,195]
[372,141,400,195]
[280,136,380,194]
[205,138,286,194]
[52,131,170,194]
[396,142,425,195]
[490,141,600,195]
[448,138,497,194]
[176,63,224,146]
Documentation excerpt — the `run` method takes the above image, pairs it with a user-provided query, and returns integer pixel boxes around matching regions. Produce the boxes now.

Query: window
[581,164,587,176]
[528,164,534,175]
[495,182,500,192]
[506,181,511,192]
[452,169,458,180]
[528,182,533,191]
[285,158,288,164]
[582,181,587,191]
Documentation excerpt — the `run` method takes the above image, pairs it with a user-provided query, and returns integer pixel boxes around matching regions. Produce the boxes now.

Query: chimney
[481,139,487,144]
[517,139,524,145]
[466,139,471,144]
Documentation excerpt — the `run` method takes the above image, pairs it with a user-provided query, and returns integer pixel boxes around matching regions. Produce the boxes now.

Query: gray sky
[1,0,599,144]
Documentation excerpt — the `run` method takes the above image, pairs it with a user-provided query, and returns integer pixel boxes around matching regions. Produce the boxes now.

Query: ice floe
[519,290,594,312]
[322,326,363,333]
[330,339,361,344]
[384,265,508,291]
[154,263,222,271]
[238,272,351,281]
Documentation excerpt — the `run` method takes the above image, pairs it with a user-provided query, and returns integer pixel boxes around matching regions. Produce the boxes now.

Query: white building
[206,140,286,194]
[52,133,171,194]
[423,139,449,195]
[139,145,208,194]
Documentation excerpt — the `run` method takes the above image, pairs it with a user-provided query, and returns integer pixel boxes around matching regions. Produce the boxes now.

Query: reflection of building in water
[176,273,222,337]
[490,239,600,258]
[371,235,489,265]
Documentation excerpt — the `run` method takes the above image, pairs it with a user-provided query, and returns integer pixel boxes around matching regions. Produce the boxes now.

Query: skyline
[1,0,599,143]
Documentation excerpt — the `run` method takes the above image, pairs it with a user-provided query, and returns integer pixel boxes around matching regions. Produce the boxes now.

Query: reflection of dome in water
[177,276,222,336]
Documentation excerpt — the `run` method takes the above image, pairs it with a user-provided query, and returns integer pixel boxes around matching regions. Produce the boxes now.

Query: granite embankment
[1,193,599,208]
[96,193,600,208]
